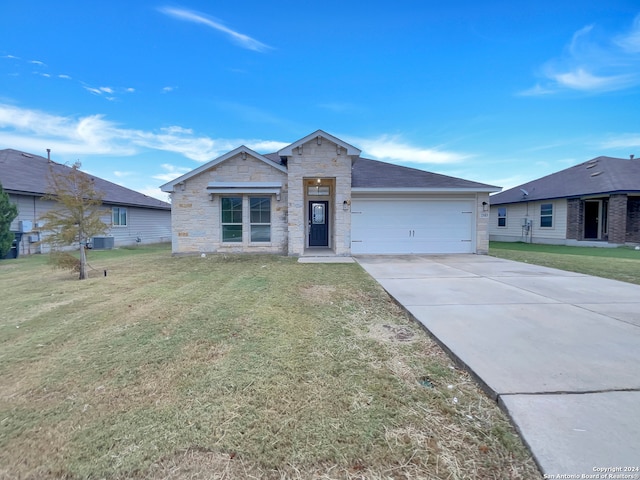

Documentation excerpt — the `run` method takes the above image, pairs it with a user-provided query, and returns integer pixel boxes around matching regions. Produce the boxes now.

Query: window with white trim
[112,207,127,226]
[221,197,242,242]
[497,207,507,227]
[540,203,553,228]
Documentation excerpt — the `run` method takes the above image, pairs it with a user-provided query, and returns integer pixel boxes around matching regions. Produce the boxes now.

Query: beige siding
[489,199,568,244]
[101,206,171,246]
[7,193,170,255]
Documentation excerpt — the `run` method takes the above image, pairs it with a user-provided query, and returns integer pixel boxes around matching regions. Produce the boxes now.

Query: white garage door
[351,198,475,254]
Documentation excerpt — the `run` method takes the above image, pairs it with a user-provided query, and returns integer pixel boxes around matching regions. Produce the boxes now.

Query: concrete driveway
[356,254,640,477]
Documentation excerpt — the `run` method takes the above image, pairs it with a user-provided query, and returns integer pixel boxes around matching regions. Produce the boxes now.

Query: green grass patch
[0,246,539,479]
[490,242,640,284]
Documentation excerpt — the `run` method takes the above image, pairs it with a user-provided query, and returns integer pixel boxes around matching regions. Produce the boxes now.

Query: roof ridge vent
[21,153,33,158]
[585,162,597,169]
[590,171,603,177]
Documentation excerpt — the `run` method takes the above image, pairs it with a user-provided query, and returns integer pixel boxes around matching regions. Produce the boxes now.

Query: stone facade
[170,152,288,254]
[475,193,491,254]
[283,139,353,256]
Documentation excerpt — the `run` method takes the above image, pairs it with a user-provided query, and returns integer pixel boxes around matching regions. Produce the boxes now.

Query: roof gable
[0,149,170,210]
[278,129,361,157]
[160,146,287,192]
[491,156,640,205]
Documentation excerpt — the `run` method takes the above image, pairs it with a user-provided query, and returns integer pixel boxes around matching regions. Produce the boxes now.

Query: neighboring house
[160,130,500,256]
[0,149,171,255]
[489,156,640,246]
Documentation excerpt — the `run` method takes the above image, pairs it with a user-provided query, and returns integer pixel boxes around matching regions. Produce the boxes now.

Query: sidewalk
[356,254,640,477]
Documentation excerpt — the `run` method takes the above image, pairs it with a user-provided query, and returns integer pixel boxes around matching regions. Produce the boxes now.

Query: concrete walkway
[356,254,640,477]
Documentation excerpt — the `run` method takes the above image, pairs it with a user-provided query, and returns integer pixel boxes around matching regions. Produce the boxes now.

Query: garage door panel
[351,198,475,254]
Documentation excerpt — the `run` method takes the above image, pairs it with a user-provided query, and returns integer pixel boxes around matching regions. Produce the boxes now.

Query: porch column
[608,194,628,244]
[566,198,582,240]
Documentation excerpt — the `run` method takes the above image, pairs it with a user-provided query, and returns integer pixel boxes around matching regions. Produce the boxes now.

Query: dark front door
[584,201,600,239]
[309,201,329,247]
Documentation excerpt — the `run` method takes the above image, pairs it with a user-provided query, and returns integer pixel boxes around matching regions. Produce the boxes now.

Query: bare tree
[39,161,108,279]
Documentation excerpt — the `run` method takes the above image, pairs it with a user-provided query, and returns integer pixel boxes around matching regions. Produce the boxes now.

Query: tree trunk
[79,237,87,280]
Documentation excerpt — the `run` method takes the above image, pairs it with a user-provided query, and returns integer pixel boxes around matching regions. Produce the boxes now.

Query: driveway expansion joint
[498,387,640,397]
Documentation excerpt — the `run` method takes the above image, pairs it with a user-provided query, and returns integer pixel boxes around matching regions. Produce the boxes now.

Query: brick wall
[626,196,640,243]
[608,194,628,244]
[566,198,582,240]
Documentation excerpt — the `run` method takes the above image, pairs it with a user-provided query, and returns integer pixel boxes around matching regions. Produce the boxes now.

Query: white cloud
[552,68,635,91]
[523,15,640,95]
[616,14,640,53]
[353,134,469,165]
[0,103,313,169]
[599,133,640,149]
[29,60,46,66]
[246,140,289,152]
[159,7,272,52]
[59,74,72,80]
[82,85,131,101]
[162,86,176,93]
[113,171,134,177]
[137,186,171,202]
[84,86,104,95]
[152,164,193,182]
[162,125,193,135]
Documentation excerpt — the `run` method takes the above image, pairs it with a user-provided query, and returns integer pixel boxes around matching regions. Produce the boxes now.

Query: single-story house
[160,130,500,256]
[0,149,172,255]
[489,156,640,246]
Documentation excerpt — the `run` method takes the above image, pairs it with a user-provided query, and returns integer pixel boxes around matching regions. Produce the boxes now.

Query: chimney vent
[46,149,51,162]
[631,154,635,160]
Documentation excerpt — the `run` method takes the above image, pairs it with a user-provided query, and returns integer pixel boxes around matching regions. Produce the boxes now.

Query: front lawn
[0,246,539,479]
[489,242,640,285]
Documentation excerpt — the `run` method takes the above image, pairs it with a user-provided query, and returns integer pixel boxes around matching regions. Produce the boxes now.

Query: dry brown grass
[0,246,540,479]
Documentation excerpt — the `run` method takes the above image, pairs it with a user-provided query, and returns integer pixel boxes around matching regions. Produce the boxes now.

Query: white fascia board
[207,182,282,188]
[278,129,361,156]
[160,146,286,192]
[207,188,281,195]
[206,182,283,195]
[352,187,502,194]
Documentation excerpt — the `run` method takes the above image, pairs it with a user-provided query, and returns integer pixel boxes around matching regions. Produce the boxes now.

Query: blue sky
[1,1,639,201]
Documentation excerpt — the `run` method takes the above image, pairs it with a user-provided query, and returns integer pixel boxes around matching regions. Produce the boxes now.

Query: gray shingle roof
[490,156,640,205]
[262,153,499,190]
[352,157,499,190]
[0,149,170,210]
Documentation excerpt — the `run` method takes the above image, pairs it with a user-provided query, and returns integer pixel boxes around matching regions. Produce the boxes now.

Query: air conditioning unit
[19,220,33,232]
[92,236,114,250]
